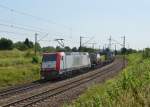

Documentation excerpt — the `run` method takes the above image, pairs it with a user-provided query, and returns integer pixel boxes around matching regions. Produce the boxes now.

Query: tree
[56,46,65,52]
[14,38,35,51]
[78,46,95,53]
[121,47,127,54]
[24,38,33,48]
[0,38,13,50]
[24,38,29,47]
[14,42,28,51]
[64,46,71,52]
[72,47,78,52]
[143,48,150,58]
[41,46,55,52]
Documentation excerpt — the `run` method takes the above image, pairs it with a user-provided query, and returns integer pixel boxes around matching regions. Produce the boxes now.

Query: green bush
[67,53,150,107]
[24,50,34,57]
[143,48,150,59]
[0,65,40,88]
[0,38,13,50]
[0,49,41,89]
[24,38,34,48]
[32,56,39,63]
[14,42,28,51]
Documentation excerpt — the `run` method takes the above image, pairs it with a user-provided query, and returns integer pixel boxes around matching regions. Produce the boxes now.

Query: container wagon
[89,53,101,68]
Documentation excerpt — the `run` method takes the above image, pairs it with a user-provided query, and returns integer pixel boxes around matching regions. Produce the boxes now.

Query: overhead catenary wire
[0,30,33,42]
[82,36,95,46]
[0,3,95,40]
[0,30,30,36]
[0,23,47,34]
[0,5,77,44]
[0,20,74,44]
[37,33,49,42]
[112,38,123,46]
[0,4,72,31]
[0,4,101,48]
[0,18,50,32]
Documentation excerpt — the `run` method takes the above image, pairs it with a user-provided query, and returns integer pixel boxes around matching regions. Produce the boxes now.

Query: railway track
[1,59,124,107]
[0,80,52,99]
[0,60,113,100]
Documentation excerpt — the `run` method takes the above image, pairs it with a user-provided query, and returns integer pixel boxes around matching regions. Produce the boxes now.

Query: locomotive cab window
[42,54,56,62]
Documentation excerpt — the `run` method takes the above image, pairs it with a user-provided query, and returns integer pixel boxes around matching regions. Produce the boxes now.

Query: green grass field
[66,53,150,107]
[0,49,41,89]
[0,50,106,89]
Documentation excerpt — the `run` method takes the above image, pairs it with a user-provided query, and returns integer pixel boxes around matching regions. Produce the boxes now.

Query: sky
[0,0,150,50]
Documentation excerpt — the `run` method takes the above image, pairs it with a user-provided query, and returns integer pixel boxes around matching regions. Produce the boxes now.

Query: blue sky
[0,0,150,49]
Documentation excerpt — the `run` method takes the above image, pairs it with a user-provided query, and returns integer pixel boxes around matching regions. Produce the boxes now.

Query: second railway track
[1,58,124,107]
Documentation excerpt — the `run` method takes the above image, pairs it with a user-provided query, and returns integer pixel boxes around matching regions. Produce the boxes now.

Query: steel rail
[2,59,123,107]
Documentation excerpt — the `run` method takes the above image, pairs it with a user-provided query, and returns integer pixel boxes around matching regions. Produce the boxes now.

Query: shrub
[14,42,28,51]
[32,56,39,63]
[0,38,13,50]
[143,48,150,59]
[67,53,150,107]
[24,50,34,57]
[24,38,34,48]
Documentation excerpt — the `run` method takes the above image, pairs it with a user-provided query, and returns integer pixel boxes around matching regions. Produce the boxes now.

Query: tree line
[0,37,141,55]
[0,37,98,53]
[0,37,40,51]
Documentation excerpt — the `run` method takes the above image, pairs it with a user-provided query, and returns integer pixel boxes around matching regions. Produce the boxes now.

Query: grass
[0,49,41,89]
[66,53,150,107]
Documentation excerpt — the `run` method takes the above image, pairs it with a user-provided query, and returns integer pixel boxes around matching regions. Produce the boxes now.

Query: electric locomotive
[41,52,91,80]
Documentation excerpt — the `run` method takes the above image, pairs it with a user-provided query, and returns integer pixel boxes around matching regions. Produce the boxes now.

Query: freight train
[40,52,112,80]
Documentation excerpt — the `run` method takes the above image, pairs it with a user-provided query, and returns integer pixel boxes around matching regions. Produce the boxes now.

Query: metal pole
[35,33,37,56]
[92,43,94,49]
[115,44,117,56]
[109,36,112,50]
[79,36,84,51]
[80,36,82,49]
[123,36,126,69]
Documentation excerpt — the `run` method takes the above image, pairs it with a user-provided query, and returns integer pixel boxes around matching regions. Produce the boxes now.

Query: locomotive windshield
[42,54,56,62]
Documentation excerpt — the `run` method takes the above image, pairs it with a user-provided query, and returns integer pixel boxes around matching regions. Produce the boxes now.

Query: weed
[66,53,150,107]
[0,49,41,89]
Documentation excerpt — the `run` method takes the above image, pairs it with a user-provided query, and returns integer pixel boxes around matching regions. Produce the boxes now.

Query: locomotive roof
[43,52,89,55]
[65,52,88,55]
